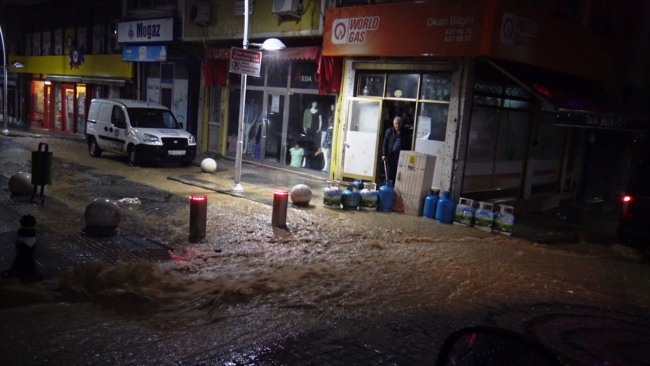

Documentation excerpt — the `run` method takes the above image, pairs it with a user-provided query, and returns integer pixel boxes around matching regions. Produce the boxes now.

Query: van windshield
[128,108,180,129]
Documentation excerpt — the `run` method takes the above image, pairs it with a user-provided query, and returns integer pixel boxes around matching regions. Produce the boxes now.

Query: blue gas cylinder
[352,179,364,191]
[341,183,361,210]
[435,191,455,224]
[377,180,395,212]
[423,190,439,219]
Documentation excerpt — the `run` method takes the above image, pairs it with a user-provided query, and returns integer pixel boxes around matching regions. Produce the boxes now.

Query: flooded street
[1,134,650,365]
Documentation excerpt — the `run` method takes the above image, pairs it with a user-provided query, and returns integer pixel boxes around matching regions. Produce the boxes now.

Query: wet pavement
[0,126,649,366]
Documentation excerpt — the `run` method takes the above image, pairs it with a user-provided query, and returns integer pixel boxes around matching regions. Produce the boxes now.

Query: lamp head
[11,61,25,68]
[250,38,286,51]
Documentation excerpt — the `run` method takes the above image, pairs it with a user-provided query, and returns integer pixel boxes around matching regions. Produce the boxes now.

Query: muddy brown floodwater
[1,134,650,365]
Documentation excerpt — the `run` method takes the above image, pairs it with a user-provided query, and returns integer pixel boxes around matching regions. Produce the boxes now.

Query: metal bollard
[189,194,208,242]
[272,190,289,228]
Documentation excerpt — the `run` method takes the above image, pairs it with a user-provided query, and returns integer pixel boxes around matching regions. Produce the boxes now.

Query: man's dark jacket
[382,127,411,157]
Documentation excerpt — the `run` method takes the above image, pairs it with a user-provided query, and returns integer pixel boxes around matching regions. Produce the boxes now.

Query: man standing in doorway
[382,116,410,183]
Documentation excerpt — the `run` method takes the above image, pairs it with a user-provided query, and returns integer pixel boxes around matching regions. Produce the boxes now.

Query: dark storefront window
[226,58,335,174]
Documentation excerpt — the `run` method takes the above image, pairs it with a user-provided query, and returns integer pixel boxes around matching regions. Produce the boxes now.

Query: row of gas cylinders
[323,180,515,235]
[423,193,515,235]
[323,179,395,211]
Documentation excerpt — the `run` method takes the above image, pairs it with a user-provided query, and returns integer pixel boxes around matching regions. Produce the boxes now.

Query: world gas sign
[331,16,381,45]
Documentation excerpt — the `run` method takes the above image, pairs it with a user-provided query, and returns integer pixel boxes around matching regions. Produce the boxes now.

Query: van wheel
[128,146,139,167]
[88,138,102,157]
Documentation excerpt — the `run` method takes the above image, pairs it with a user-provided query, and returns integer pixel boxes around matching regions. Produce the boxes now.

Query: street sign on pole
[229,47,262,77]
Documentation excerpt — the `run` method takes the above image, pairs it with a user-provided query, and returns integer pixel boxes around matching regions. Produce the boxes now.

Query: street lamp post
[232,1,285,192]
[1,24,8,136]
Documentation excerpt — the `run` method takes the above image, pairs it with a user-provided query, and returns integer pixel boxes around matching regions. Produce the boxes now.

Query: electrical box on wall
[272,0,301,18]
[189,1,211,25]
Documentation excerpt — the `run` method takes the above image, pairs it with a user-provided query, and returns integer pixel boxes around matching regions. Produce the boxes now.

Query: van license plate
[168,150,186,156]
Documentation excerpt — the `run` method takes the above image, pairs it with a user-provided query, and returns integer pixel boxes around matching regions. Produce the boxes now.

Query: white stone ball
[200,158,217,173]
[8,172,32,196]
[84,198,122,228]
[290,184,312,206]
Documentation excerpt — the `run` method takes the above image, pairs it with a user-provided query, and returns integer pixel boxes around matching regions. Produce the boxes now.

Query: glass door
[62,84,75,132]
[43,83,52,129]
[342,97,383,182]
[264,93,285,164]
[76,85,86,134]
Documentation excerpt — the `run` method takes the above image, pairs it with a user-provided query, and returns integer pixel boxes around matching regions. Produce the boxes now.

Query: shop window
[209,87,221,123]
[31,81,45,122]
[474,79,531,111]
[420,73,452,101]
[415,103,448,142]
[386,73,418,99]
[530,111,566,195]
[358,73,385,97]
[462,107,531,198]
[287,94,336,170]
[290,61,320,90]
[267,61,290,88]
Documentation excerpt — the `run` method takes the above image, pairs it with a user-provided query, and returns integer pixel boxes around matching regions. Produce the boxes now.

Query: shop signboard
[290,61,319,90]
[117,18,174,44]
[556,113,647,131]
[229,47,262,77]
[323,1,484,57]
[122,44,168,62]
[322,0,617,82]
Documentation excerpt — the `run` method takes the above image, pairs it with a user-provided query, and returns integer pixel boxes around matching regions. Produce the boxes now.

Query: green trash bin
[31,144,53,186]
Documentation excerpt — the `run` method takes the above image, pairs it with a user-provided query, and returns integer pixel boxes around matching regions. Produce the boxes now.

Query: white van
[85,99,196,166]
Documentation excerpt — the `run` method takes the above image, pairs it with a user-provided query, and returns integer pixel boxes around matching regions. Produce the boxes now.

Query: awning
[204,46,341,95]
[262,46,320,61]
[487,59,649,131]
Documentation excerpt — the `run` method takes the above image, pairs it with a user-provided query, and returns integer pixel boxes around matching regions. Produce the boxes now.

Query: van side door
[107,105,128,153]
[94,102,114,151]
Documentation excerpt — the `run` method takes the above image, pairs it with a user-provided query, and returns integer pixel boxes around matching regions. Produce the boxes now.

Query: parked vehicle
[85,99,196,167]
[618,139,650,246]
[435,326,562,366]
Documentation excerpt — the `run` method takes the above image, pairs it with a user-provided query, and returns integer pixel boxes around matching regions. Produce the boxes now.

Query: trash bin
[31,142,52,204]
[31,143,53,186]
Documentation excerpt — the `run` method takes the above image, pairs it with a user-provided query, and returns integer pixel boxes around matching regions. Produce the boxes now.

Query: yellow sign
[408,155,417,166]
[7,55,133,78]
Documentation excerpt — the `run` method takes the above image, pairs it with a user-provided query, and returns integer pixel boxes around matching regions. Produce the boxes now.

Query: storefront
[323,0,647,210]
[204,46,341,176]
[12,54,132,134]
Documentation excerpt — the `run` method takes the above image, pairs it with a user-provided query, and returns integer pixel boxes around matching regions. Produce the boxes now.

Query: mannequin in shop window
[244,99,261,154]
[303,101,323,140]
[289,143,305,168]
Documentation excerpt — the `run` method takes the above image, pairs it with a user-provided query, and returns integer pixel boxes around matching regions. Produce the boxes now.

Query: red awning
[204,46,341,95]
[262,46,320,61]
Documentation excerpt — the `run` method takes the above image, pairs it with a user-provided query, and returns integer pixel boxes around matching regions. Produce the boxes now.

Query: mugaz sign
[117,18,174,44]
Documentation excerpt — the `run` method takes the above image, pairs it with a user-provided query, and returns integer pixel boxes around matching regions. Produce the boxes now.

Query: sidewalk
[3,125,621,257]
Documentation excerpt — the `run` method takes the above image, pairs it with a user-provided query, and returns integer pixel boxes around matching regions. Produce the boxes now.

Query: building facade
[322,0,648,213]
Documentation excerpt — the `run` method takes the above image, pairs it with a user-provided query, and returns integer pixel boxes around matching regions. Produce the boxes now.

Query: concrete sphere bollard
[290,184,312,207]
[200,158,218,173]
[8,172,33,196]
[84,198,122,237]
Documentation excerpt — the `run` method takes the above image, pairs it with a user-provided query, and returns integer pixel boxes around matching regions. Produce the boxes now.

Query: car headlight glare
[188,135,196,144]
